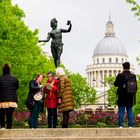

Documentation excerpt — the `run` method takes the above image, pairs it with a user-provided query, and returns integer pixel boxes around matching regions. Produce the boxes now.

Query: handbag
[25,97,35,110]
[33,91,43,101]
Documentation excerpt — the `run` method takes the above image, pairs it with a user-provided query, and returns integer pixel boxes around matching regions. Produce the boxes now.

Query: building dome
[93,36,127,57]
[93,19,127,57]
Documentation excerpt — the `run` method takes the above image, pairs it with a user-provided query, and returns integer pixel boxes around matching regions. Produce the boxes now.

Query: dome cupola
[93,18,127,57]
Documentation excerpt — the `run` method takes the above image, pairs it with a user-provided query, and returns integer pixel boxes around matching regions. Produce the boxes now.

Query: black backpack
[123,73,137,94]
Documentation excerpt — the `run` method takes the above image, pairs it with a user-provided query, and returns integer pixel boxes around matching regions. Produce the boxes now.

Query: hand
[67,20,71,25]
[40,85,43,88]
[58,98,62,104]
[46,83,52,90]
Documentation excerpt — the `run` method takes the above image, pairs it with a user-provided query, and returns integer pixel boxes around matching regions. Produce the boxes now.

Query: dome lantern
[105,17,115,37]
[93,19,127,57]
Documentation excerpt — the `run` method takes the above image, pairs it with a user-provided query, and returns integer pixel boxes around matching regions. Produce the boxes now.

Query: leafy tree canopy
[126,0,140,19]
[104,76,117,107]
[67,71,96,109]
[133,75,140,114]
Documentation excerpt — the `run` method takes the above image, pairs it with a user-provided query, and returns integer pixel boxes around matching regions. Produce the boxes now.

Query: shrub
[13,109,140,128]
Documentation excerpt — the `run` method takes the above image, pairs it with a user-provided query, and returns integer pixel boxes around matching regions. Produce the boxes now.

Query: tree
[133,75,140,114]
[104,76,117,107]
[126,0,140,114]
[67,72,96,109]
[126,0,140,19]
[0,0,55,108]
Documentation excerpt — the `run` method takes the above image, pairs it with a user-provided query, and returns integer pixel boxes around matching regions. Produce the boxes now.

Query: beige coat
[58,75,74,113]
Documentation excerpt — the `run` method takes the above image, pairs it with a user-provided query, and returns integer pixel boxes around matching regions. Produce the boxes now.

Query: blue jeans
[118,106,133,127]
[28,102,41,128]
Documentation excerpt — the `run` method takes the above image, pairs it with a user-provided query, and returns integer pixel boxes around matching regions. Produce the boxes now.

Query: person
[39,18,72,68]
[114,62,137,128]
[0,64,19,129]
[56,67,74,128]
[44,71,59,128]
[27,74,44,128]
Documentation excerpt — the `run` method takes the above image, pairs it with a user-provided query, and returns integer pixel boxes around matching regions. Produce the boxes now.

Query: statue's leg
[56,47,63,67]
[51,46,57,68]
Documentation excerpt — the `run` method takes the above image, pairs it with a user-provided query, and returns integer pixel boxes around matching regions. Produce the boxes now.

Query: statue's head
[50,18,57,28]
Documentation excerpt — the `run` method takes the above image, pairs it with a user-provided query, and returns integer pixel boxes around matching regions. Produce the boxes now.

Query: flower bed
[13,110,140,128]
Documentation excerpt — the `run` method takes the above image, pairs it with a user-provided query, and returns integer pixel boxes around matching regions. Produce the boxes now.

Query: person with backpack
[114,62,137,128]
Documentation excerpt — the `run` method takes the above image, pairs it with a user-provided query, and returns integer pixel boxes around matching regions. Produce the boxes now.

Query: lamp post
[93,78,106,110]
[100,80,106,110]
[93,77,96,87]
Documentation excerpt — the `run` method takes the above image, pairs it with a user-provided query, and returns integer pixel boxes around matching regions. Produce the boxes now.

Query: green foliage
[67,72,96,108]
[136,55,140,65]
[0,0,55,108]
[133,75,140,114]
[126,0,140,114]
[104,76,117,106]
[126,0,140,19]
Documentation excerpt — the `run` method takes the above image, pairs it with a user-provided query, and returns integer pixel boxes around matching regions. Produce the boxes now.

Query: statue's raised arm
[38,18,72,68]
[61,20,72,33]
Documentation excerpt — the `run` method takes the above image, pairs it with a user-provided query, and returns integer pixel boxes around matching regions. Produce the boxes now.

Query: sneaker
[119,126,123,128]
[129,127,132,128]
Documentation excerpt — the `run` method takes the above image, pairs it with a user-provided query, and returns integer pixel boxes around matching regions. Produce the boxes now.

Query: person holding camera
[27,74,44,128]
[44,71,59,128]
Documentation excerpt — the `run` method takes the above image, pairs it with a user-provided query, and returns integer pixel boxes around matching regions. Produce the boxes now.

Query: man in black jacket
[114,62,137,128]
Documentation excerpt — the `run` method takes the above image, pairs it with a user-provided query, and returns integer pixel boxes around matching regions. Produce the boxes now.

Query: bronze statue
[39,18,72,68]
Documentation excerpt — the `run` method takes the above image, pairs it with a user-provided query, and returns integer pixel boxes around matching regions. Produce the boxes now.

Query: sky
[12,0,140,76]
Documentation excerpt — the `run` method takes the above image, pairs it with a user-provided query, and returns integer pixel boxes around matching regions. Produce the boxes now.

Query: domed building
[86,18,134,108]
[86,18,134,88]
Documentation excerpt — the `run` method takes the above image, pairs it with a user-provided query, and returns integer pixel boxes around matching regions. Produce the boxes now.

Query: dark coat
[25,80,42,110]
[114,71,137,107]
[0,74,19,103]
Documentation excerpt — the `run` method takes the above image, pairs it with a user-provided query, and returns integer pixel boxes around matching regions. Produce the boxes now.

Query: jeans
[47,108,57,128]
[0,108,15,129]
[118,106,133,127]
[62,111,69,128]
[28,102,41,128]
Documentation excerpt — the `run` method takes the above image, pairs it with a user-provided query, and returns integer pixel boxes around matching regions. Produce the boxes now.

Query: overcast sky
[12,0,140,76]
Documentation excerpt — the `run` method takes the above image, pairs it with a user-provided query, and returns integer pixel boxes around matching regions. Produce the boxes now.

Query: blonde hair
[56,67,65,76]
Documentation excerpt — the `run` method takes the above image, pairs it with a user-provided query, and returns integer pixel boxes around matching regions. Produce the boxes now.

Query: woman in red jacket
[44,71,59,128]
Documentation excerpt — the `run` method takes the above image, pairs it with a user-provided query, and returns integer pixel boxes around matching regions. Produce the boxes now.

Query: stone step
[0,138,140,140]
[0,128,140,140]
